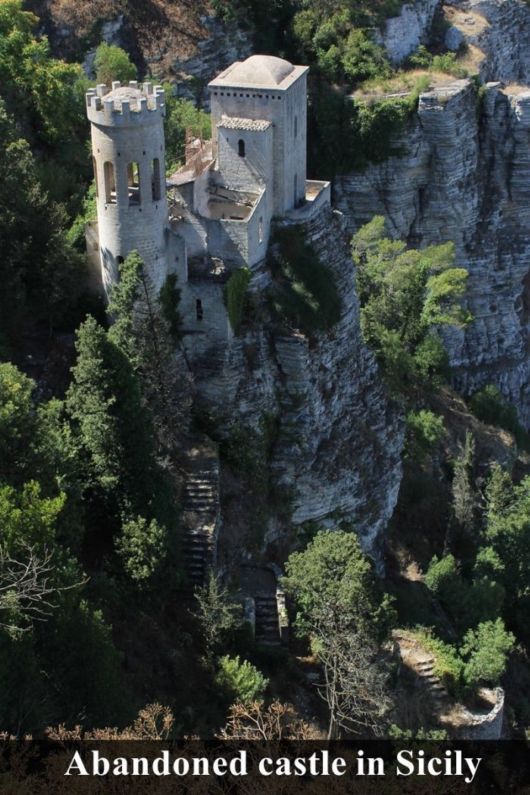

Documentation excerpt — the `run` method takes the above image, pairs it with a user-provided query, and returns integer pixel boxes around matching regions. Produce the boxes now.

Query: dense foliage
[269,225,341,336]
[352,216,470,394]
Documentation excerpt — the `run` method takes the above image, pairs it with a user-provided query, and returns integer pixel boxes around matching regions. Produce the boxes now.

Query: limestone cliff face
[335,78,530,424]
[450,0,530,83]
[189,206,404,563]
[377,0,440,64]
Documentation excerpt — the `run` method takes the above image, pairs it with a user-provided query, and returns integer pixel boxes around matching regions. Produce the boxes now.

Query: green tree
[352,216,470,392]
[116,515,167,587]
[215,655,268,704]
[283,529,393,639]
[0,103,85,334]
[107,252,188,446]
[94,43,136,86]
[194,572,243,660]
[451,432,477,536]
[405,409,445,462]
[163,90,211,172]
[66,316,161,515]
[461,619,514,687]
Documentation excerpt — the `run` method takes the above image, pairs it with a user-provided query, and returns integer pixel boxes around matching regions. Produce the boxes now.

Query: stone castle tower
[86,81,176,294]
[86,56,329,353]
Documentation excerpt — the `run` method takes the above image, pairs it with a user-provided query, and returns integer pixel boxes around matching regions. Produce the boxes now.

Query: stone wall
[456,688,505,740]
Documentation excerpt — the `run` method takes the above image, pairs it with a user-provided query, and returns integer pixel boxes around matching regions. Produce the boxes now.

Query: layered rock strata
[335,79,530,424]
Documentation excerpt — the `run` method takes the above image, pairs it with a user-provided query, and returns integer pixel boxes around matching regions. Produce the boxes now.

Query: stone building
[86,54,330,357]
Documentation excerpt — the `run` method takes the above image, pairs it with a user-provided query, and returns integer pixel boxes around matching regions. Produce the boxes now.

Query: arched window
[127,162,140,205]
[196,299,204,321]
[104,161,116,204]
[151,158,161,201]
[238,139,245,158]
[92,156,99,197]
[294,115,298,138]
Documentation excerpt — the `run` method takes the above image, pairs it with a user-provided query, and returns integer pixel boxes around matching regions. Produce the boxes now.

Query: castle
[86,54,330,356]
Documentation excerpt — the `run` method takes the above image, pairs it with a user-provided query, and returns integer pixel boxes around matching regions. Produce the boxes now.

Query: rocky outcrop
[449,0,530,84]
[335,78,530,425]
[377,0,440,64]
[169,16,253,105]
[189,205,404,565]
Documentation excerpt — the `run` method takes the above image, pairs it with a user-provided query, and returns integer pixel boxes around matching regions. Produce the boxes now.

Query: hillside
[1,0,530,744]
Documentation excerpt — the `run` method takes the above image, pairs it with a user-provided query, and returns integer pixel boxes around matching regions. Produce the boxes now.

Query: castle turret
[86,81,168,294]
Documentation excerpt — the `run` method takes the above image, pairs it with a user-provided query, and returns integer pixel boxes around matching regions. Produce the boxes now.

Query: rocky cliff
[189,205,404,566]
[335,73,530,425]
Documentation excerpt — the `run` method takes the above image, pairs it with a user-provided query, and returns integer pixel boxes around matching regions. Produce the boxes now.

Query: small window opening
[116,255,124,265]
[196,299,204,321]
[127,162,140,205]
[104,161,116,204]
[151,158,161,201]
[92,156,99,197]
[294,115,298,138]
[238,138,245,157]
[294,173,298,204]
[258,216,263,244]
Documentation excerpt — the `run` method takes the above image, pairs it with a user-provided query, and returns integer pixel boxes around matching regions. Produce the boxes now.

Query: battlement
[86,80,166,126]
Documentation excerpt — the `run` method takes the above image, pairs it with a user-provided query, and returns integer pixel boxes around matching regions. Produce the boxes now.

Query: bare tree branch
[0,544,86,635]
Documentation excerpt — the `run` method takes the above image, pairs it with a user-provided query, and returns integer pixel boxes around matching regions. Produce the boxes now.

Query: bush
[215,655,268,704]
[269,226,341,336]
[406,409,445,461]
[94,43,136,86]
[469,385,530,448]
[409,630,464,694]
[116,515,167,587]
[461,619,514,687]
[225,268,251,332]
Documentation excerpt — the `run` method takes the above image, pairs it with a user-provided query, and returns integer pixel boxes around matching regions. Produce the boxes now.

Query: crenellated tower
[86,80,170,294]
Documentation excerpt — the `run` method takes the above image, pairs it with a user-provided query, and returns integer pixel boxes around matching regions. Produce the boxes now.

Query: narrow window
[104,161,116,203]
[294,173,298,204]
[116,255,124,267]
[196,299,204,321]
[238,139,245,158]
[294,115,298,138]
[92,156,99,197]
[127,162,140,205]
[151,158,161,201]
[258,216,263,244]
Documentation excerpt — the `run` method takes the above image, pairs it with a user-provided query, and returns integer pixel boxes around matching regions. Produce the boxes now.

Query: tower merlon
[86,80,166,126]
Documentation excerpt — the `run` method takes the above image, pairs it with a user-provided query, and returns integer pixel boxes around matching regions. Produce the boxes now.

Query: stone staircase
[393,631,451,713]
[254,594,281,646]
[414,656,451,707]
[181,442,220,592]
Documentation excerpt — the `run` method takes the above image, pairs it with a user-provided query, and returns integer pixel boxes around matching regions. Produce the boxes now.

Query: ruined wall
[335,79,530,425]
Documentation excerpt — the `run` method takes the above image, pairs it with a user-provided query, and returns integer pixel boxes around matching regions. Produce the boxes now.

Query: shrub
[225,268,251,331]
[94,43,136,86]
[215,655,268,704]
[116,515,167,586]
[409,630,464,694]
[269,226,341,336]
[461,619,514,687]
[405,409,445,461]
[469,385,530,448]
